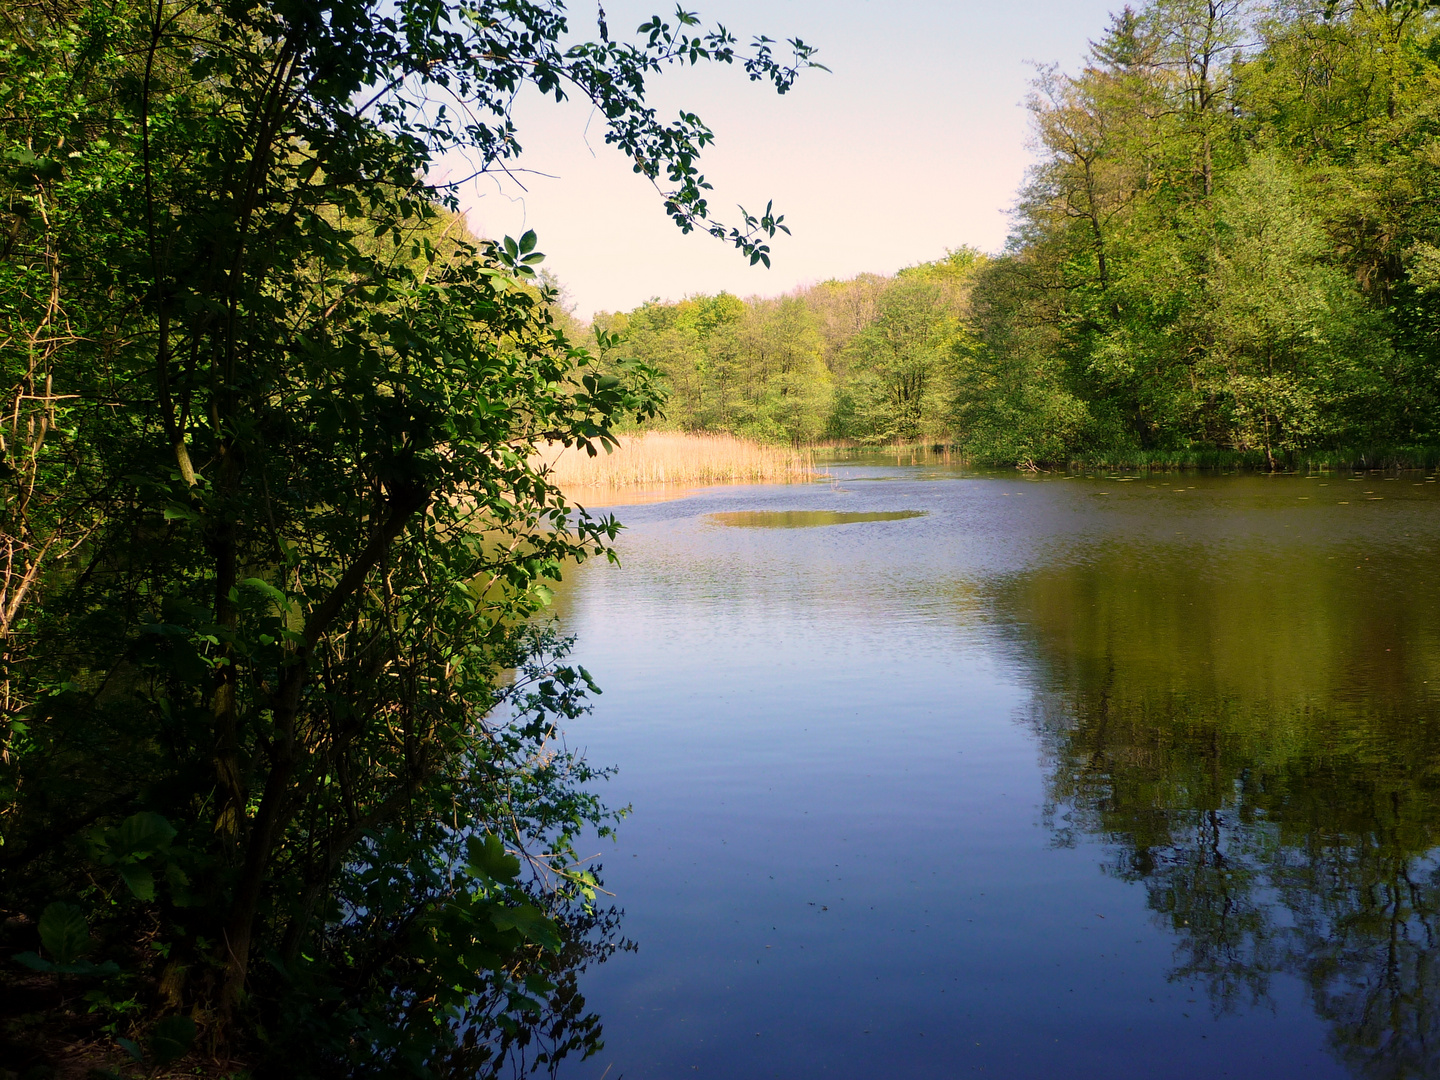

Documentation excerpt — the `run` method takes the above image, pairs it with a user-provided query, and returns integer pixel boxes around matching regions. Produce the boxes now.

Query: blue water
[552,465,1440,1079]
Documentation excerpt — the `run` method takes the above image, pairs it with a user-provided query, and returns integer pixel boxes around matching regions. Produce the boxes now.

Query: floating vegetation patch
[707,509,927,529]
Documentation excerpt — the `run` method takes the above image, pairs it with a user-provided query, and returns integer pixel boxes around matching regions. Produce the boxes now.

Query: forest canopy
[592,249,983,446]
[603,0,1440,467]
[0,0,815,1073]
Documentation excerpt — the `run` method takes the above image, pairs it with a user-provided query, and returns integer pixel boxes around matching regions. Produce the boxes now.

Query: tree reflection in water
[1008,536,1440,1078]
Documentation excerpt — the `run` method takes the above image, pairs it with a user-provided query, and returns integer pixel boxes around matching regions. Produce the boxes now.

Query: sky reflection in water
[552,466,1440,1079]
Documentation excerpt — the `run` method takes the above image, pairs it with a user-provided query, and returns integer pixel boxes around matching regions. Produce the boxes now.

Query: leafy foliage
[0,0,817,1072]
[961,0,1440,465]
[600,3,1440,466]
[594,249,984,444]
[36,903,90,966]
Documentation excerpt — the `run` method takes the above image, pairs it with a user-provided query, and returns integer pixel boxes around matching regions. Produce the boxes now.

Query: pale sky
[440,1,1120,318]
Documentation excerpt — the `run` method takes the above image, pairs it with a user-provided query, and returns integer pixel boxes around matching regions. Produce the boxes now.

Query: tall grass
[535,432,821,489]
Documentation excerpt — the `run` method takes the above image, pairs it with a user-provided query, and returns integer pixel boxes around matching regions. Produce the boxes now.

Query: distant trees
[610,2,1440,466]
[596,290,830,442]
[597,249,983,445]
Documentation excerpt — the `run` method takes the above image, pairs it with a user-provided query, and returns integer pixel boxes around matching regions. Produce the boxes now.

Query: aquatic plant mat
[707,509,927,528]
[535,432,821,489]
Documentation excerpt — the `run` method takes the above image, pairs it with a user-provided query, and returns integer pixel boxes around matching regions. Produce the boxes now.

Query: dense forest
[593,250,980,446]
[601,0,1440,467]
[0,0,814,1074]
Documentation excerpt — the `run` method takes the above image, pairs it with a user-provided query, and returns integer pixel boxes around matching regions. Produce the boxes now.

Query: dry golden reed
[533,431,820,490]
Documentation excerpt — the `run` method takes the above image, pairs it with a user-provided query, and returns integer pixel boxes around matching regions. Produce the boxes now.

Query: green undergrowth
[812,441,1440,474]
[1065,446,1440,473]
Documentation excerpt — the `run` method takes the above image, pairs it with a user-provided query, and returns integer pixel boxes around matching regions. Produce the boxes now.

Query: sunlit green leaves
[0,0,811,1070]
[951,0,1440,464]
[465,833,521,883]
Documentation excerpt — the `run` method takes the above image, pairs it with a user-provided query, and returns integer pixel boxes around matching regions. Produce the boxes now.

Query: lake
[549,463,1440,1079]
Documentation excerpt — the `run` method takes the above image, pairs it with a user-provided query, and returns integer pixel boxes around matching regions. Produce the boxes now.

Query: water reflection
[1008,535,1440,1078]
[556,467,1440,1079]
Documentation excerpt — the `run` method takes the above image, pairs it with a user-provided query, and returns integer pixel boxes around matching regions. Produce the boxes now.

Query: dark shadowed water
[551,465,1440,1079]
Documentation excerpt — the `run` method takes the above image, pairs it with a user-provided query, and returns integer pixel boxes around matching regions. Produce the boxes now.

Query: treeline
[601,0,1440,466]
[592,250,981,445]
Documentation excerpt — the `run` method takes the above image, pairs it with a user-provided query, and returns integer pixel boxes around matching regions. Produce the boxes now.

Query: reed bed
[534,431,820,489]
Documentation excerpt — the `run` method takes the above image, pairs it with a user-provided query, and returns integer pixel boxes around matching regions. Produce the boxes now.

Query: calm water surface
[552,466,1440,1079]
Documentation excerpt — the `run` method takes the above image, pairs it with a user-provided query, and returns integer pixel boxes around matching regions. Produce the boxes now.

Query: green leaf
[241,576,289,607]
[490,903,562,952]
[13,951,116,976]
[14,951,55,972]
[38,902,89,965]
[149,1014,197,1065]
[115,812,176,856]
[116,1037,145,1064]
[117,864,156,902]
[518,229,538,255]
[465,833,521,882]
[506,991,546,1013]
